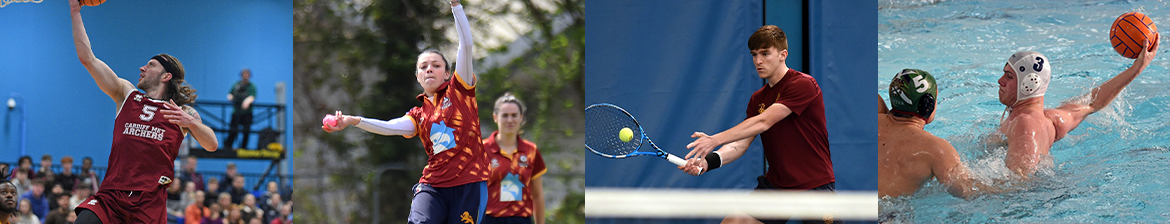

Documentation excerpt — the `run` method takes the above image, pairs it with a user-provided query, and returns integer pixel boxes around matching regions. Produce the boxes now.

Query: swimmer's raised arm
[1049,33,1159,141]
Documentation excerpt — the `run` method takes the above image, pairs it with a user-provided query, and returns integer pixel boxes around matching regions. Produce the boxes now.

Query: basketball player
[321,0,490,223]
[679,25,834,224]
[69,1,219,223]
[995,34,1158,178]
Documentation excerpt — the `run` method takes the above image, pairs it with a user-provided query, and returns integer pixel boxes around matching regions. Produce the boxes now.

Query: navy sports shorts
[408,181,487,224]
[480,216,532,224]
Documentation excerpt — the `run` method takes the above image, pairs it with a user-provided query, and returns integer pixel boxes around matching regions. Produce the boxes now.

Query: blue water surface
[879,0,1170,223]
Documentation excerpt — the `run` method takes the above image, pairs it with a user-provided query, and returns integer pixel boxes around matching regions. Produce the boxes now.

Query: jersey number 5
[141,105,159,121]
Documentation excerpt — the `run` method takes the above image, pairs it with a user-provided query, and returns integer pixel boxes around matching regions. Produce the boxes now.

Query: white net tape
[585,188,878,220]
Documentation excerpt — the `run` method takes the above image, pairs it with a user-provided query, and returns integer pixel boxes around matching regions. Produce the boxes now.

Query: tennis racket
[585,103,688,166]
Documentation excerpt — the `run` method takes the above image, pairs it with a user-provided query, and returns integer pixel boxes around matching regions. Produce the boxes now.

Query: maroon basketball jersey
[101,91,183,191]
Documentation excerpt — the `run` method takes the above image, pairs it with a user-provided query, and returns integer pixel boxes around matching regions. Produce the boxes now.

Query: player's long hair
[157,54,198,106]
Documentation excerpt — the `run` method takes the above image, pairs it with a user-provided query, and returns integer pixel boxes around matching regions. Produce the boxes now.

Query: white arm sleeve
[354,115,416,136]
[452,4,475,86]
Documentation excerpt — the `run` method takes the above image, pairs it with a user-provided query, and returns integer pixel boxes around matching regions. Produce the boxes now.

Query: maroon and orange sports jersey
[747,68,834,190]
[482,131,546,218]
[101,91,183,191]
[405,74,491,188]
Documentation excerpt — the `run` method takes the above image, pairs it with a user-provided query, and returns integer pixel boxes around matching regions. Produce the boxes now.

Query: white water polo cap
[1006,51,1050,103]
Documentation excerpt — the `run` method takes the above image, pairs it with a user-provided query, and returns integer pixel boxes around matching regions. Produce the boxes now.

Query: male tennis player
[70,0,219,223]
[994,34,1157,178]
[878,69,1007,199]
[679,25,833,224]
[321,0,490,223]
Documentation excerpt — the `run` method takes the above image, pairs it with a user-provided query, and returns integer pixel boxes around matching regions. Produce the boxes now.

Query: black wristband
[705,152,721,170]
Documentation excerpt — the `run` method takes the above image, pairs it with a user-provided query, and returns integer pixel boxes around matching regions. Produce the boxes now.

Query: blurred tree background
[293,0,583,223]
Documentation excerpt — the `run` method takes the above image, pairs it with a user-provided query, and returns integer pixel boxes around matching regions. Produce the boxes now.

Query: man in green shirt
[226,69,257,150]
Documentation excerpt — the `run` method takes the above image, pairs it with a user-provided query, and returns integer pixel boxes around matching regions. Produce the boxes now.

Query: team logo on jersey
[490,158,499,168]
[429,121,457,155]
[460,211,474,224]
[758,103,767,114]
[518,155,529,168]
[158,176,172,185]
[134,93,143,102]
[124,122,166,141]
[87,199,97,205]
[441,97,452,110]
[499,173,524,202]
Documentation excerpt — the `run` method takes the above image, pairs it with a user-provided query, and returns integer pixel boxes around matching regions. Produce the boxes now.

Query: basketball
[1109,12,1157,59]
[79,0,106,7]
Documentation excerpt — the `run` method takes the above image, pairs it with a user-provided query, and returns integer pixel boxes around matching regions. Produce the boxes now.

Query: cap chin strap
[889,109,926,121]
[1001,106,1011,124]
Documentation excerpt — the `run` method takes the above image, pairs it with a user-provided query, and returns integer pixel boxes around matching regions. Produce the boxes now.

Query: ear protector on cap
[918,91,935,119]
[1006,51,1050,104]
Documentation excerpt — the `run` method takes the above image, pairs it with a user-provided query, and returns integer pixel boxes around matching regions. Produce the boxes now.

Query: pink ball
[323,114,337,127]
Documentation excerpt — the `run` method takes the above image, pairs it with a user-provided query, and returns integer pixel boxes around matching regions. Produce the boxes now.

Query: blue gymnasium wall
[0,0,293,186]
[585,0,876,223]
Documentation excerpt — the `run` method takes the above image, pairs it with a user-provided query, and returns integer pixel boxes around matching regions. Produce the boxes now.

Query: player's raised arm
[1050,33,1159,140]
[70,0,134,104]
[451,0,476,86]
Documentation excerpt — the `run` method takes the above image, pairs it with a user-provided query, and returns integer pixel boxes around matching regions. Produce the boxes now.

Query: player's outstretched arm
[930,137,1018,199]
[931,137,988,198]
[1051,33,1159,140]
[451,0,476,86]
[323,111,417,137]
[162,100,218,152]
[684,103,791,159]
[679,136,753,176]
[70,0,133,104]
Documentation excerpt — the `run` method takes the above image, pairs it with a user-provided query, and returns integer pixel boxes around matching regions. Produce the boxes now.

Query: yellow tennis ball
[619,127,633,142]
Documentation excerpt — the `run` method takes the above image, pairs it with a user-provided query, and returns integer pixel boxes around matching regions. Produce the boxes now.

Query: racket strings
[585,105,643,156]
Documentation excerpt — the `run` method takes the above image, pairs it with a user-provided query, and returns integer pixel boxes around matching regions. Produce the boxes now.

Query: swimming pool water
[879,0,1170,222]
